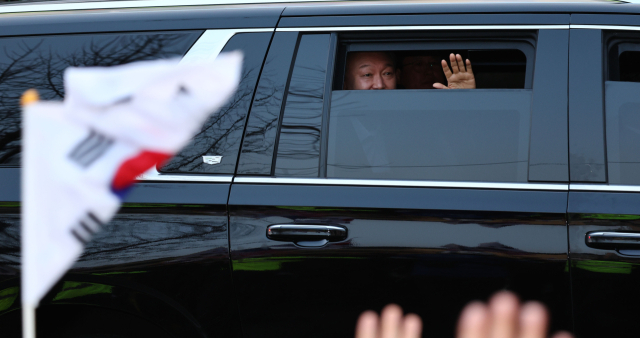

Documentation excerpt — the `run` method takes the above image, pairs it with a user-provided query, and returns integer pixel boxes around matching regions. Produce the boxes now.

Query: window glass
[274,34,330,177]
[619,51,640,82]
[236,32,299,175]
[603,34,640,185]
[605,81,640,185]
[0,31,201,167]
[160,32,272,174]
[327,90,531,182]
[607,38,640,82]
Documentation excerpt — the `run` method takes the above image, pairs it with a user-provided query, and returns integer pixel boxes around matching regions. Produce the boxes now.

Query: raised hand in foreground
[433,53,476,90]
[355,291,574,338]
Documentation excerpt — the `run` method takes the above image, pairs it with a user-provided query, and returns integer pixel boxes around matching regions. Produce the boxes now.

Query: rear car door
[230,12,572,338]
[568,14,640,338]
[0,7,278,337]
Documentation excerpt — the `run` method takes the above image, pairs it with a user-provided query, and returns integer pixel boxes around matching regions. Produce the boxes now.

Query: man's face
[344,52,397,90]
[399,55,446,89]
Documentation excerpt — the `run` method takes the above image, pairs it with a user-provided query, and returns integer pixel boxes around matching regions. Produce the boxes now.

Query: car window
[159,32,272,174]
[604,32,640,184]
[272,31,536,183]
[274,34,331,177]
[327,90,530,182]
[0,31,202,167]
[236,32,299,175]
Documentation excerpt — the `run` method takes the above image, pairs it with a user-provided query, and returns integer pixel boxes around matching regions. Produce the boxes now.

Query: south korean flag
[21,51,242,337]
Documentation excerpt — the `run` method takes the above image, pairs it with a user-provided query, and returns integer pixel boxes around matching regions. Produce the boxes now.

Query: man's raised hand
[433,53,476,89]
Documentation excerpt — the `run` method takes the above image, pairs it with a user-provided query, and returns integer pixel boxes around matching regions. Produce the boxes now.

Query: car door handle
[586,231,640,249]
[267,224,347,242]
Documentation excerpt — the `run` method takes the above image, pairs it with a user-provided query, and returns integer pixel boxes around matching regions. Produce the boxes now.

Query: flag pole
[21,89,40,338]
[22,304,36,338]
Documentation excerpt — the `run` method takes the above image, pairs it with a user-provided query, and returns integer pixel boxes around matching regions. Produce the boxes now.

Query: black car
[1,0,640,337]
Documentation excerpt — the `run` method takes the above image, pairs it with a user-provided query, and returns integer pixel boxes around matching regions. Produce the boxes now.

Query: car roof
[0,0,639,16]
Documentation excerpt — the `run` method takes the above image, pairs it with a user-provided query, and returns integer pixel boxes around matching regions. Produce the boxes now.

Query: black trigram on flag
[68,130,114,168]
[70,212,104,245]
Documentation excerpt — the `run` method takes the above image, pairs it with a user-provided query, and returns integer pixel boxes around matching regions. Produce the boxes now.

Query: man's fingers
[380,304,403,338]
[456,54,466,72]
[465,59,474,75]
[518,302,548,338]
[442,59,453,78]
[488,291,519,338]
[550,332,575,338]
[356,311,379,338]
[402,314,422,338]
[457,301,489,338]
[449,53,459,74]
[433,82,448,89]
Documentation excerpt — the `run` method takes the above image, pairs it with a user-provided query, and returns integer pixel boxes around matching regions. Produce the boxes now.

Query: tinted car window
[603,34,640,185]
[160,32,272,174]
[605,81,640,184]
[236,32,299,175]
[271,32,535,182]
[274,34,331,177]
[0,31,201,167]
[327,90,531,182]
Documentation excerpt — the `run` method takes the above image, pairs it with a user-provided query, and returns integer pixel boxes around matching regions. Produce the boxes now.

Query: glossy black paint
[229,184,571,338]
[0,182,237,338]
[278,14,569,28]
[528,29,569,182]
[0,6,283,36]
[237,32,299,175]
[161,32,273,174]
[569,29,606,182]
[568,191,640,338]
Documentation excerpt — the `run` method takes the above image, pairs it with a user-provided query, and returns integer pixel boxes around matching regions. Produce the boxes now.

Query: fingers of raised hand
[442,59,453,78]
[455,54,466,73]
[449,53,459,74]
[356,311,379,338]
[489,291,520,338]
[457,302,489,338]
[402,314,422,338]
[550,332,574,338]
[518,302,548,338]
[380,304,404,338]
[465,58,473,75]
[457,291,569,338]
[433,82,448,89]
[355,305,423,338]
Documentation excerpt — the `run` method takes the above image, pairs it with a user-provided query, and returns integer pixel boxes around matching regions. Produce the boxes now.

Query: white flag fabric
[21,51,243,308]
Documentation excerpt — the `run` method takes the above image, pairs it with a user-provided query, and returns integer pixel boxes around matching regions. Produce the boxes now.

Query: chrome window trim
[570,184,640,192]
[571,25,640,31]
[234,177,569,191]
[137,167,233,183]
[0,0,332,15]
[276,25,569,32]
[180,28,274,65]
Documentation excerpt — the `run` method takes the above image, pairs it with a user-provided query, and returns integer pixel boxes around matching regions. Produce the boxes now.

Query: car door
[230,13,572,338]
[568,14,640,338]
[0,10,276,337]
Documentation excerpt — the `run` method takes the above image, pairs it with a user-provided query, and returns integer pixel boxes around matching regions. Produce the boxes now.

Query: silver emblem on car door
[202,156,222,165]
